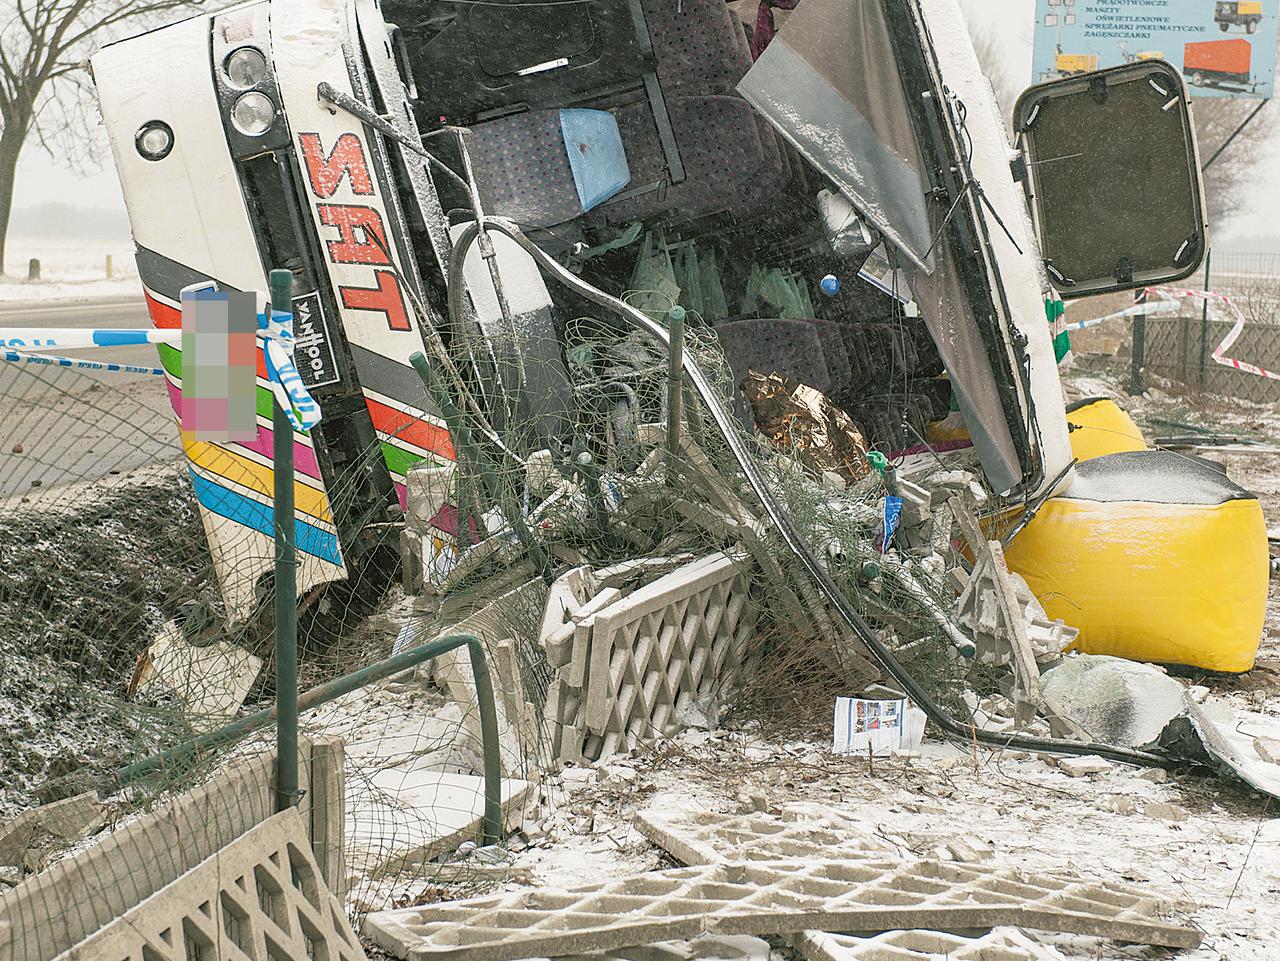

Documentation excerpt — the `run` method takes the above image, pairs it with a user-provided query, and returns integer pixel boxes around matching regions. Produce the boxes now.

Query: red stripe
[147,290,268,379]
[365,397,455,461]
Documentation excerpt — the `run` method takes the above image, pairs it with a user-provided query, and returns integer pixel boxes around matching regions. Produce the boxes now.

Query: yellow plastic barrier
[1065,397,1145,462]
[1005,449,1267,673]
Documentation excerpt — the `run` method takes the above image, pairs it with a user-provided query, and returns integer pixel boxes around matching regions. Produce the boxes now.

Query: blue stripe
[92,330,153,347]
[188,470,342,566]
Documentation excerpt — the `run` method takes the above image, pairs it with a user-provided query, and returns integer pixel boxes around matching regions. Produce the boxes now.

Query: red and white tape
[1057,285,1277,382]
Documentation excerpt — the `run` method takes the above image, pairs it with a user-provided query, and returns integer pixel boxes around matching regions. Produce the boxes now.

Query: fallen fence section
[632,804,1196,961]
[364,858,1201,960]
[542,552,759,764]
[0,738,344,961]
[51,808,365,961]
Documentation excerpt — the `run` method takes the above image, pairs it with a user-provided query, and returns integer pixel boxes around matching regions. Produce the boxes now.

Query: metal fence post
[1128,288,1146,395]
[269,268,300,812]
[665,305,686,484]
[1198,248,1212,387]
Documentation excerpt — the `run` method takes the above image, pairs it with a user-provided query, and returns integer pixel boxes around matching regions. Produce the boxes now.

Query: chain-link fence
[1129,249,1280,402]
[0,346,539,952]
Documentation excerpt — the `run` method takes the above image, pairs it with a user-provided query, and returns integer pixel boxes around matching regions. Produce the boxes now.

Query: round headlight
[231,91,276,136]
[225,47,268,89]
[135,121,174,161]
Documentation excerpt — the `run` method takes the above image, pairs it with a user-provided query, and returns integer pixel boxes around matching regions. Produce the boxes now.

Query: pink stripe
[240,426,323,480]
[395,481,407,511]
[165,379,323,480]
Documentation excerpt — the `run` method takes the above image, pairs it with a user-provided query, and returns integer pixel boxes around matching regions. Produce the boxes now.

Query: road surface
[0,296,181,496]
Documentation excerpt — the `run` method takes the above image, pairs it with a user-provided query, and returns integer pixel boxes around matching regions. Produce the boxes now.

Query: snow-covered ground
[0,236,142,304]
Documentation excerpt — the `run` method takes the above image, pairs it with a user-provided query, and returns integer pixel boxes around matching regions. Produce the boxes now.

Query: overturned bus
[91,0,1264,675]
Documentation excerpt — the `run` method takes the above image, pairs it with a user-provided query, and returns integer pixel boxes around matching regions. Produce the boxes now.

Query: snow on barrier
[0,739,344,961]
[50,808,364,961]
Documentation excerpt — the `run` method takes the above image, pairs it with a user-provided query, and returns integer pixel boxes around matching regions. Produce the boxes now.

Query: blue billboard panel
[1032,0,1277,99]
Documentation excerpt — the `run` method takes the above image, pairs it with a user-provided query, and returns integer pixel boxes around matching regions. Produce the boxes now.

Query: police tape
[1142,285,1280,382]
[1056,297,1182,333]
[1055,285,1278,382]
[0,309,321,429]
[2,349,165,376]
[260,308,321,432]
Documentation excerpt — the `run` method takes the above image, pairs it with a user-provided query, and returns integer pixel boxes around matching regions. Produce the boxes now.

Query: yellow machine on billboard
[1216,0,1265,33]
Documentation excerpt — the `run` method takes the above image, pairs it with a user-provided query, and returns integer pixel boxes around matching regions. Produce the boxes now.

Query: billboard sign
[1032,0,1277,99]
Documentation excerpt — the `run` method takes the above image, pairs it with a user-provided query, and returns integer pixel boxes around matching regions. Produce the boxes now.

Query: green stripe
[159,343,275,418]
[379,441,429,479]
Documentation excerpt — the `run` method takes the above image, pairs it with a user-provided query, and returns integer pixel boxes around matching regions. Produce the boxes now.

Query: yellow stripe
[182,437,334,524]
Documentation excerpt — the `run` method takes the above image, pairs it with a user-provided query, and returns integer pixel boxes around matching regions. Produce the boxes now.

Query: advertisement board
[1032,0,1277,98]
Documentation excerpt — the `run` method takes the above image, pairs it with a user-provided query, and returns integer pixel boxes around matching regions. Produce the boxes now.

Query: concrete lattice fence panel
[51,808,365,961]
[0,739,344,961]
[795,927,1068,961]
[364,858,1201,960]
[542,551,760,763]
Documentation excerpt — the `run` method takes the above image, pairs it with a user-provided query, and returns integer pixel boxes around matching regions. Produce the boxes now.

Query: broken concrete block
[1104,796,1139,816]
[796,927,1068,961]
[430,579,549,776]
[49,809,366,961]
[1142,802,1190,823]
[137,622,262,734]
[1041,655,1185,749]
[0,793,104,867]
[1137,768,1169,783]
[347,768,533,877]
[539,565,598,655]
[363,858,1200,960]
[1052,755,1113,777]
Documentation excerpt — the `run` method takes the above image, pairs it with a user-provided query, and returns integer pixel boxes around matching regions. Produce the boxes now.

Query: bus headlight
[135,121,174,161]
[231,91,276,136]
[225,47,268,89]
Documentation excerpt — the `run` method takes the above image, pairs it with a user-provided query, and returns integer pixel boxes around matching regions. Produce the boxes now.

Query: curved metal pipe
[447,217,1168,768]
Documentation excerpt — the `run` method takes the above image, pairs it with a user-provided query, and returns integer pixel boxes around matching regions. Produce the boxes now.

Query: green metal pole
[115,634,504,844]
[407,350,551,579]
[269,268,299,813]
[665,305,686,484]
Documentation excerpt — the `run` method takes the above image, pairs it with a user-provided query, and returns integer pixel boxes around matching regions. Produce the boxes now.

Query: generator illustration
[1183,37,1260,91]
[1216,0,1264,33]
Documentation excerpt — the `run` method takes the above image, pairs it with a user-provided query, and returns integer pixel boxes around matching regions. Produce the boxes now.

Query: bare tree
[968,25,1021,121]
[1193,98,1275,227]
[0,0,198,276]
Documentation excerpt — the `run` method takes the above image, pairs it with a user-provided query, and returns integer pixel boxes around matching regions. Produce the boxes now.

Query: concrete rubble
[796,928,1069,961]
[0,793,104,879]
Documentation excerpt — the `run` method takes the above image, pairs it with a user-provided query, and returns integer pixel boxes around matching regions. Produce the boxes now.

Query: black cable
[452,216,1172,769]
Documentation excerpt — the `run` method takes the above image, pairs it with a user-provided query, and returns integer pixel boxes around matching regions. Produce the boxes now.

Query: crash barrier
[1063,397,1146,463]
[0,738,345,961]
[0,347,533,925]
[1005,449,1268,674]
